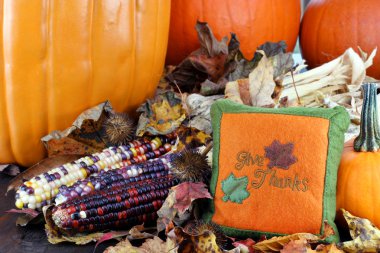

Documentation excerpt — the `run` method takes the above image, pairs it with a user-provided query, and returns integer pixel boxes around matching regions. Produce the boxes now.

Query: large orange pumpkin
[166,0,301,65]
[0,0,170,166]
[300,0,380,79]
[337,83,380,227]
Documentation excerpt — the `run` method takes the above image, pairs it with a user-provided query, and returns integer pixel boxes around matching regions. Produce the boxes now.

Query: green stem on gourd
[354,83,380,152]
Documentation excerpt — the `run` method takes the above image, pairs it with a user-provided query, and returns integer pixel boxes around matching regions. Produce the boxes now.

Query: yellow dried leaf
[140,236,176,253]
[136,91,186,136]
[338,209,380,253]
[104,239,144,253]
[254,233,319,252]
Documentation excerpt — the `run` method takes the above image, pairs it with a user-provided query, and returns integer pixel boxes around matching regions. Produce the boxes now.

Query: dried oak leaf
[173,182,212,214]
[136,91,186,136]
[337,209,380,253]
[221,173,250,204]
[41,101,112,157]
[264,140,297,169]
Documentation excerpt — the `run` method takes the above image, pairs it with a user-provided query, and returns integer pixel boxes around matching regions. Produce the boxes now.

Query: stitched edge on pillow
[202,99,350,243]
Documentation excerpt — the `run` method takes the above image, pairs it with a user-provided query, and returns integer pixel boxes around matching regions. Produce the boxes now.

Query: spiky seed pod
[185,220,228,249]
[104,112,135,145]
[171,149,211,183]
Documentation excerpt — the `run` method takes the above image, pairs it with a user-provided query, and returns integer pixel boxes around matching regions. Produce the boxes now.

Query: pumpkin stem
[354,83,380,152]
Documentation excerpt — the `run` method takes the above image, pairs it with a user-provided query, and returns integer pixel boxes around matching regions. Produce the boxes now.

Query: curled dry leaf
[7,155,82,193]
[166,21,230,94]
[338,209,380,253]
[173,182,212,214]
[0,164,20,176]
[254,222,335,252]
[156,188,190,233]
[41,101,112,157]
[5,208,44,227]
[254,233,319,252]
[185,93,223,135]
[136,91,186,136]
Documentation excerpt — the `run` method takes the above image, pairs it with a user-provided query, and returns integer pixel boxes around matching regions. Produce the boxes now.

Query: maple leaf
[174,182,212,214]
[338,209,380,253]
[221,173,250,204]
[264,140,297,169]
[136,91,186,136]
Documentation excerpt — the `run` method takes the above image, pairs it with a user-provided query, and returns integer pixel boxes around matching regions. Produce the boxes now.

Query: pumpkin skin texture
[300,0,380,78]
[337,140,380,227]
[166,0,301,65]
[336,84,380,228]
[0,0,170,166]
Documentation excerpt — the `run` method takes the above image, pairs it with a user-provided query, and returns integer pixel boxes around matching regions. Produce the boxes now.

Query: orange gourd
[300,0,380,79]
[0,0,170,166]
[337,83,380,227]
[166,0,301,65]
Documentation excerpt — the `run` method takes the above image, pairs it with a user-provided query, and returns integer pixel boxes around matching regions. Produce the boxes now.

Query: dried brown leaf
[248,51,276,107]
[41,101,112,157]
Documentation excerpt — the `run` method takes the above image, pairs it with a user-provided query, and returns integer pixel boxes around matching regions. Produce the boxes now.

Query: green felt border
[202,99,350,243]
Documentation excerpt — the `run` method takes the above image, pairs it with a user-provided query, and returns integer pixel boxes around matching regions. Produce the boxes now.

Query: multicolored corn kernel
[54,153,178,205]
[15,136,174,210]
[52,175,178,233]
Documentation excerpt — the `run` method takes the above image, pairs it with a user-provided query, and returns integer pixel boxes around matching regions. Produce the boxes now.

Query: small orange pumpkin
[0,0,170,166]
[336,83,380,227]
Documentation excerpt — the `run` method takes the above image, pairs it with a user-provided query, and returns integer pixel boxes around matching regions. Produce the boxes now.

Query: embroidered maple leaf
[221,173,250,204]
[264,140,297,169]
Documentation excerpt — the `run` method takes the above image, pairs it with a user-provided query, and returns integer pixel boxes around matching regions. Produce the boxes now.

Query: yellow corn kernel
[45,191,51,200]
[80,168,87,177]
[15,199,23,209]
[35,195,42,203]
[154,137,162,147]
[130,148,137,157]
[87,182,94,190]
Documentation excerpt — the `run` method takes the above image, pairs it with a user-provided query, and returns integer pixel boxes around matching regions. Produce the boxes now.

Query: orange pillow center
[212,113,330,234]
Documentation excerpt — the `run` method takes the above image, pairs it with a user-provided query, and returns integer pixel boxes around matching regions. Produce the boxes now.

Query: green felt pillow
[203,99,350,242]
